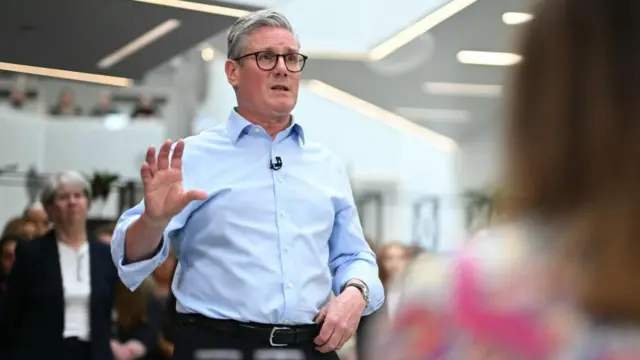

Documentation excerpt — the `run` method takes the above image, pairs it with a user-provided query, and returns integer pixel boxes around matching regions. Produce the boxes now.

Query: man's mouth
[270,85,290,92]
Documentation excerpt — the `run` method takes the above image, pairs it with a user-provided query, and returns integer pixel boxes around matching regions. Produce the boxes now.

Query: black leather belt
[177,314,320,347]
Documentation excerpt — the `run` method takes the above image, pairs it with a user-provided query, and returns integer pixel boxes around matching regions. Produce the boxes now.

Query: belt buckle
[269,326,292,347]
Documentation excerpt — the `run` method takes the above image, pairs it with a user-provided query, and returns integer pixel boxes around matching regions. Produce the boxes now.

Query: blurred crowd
[0,172,176,360]
[0,170,427,360]
[4,85,160,119]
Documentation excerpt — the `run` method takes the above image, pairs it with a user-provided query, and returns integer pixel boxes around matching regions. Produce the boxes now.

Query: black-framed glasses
[233,51,308,73]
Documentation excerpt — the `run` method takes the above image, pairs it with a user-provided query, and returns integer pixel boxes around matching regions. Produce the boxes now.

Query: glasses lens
[284,54,305,72]
[256,52,277,70]
[255,52,305,72]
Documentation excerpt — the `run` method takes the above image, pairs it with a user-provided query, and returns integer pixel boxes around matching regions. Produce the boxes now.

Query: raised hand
[140,139,208,225]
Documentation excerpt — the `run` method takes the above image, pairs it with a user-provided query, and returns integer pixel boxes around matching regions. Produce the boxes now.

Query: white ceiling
[297,0,533,143]
[196,0,535,143]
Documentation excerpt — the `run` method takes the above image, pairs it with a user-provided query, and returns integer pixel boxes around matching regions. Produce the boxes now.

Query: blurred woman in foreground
[375,0,640,358]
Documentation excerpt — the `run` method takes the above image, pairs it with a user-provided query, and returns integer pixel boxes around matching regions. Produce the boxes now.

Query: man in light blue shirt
[111,9,383,360]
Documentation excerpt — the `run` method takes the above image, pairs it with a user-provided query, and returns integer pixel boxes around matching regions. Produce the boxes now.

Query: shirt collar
[226,108,305,145]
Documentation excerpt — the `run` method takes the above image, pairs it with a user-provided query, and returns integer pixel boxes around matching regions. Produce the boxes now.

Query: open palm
[140,139,208,223]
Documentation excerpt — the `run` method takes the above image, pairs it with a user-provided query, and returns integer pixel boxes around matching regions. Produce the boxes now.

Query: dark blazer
[0,230,118,360]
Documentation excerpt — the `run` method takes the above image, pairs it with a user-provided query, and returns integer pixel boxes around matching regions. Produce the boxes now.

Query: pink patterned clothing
[375,223,640,359]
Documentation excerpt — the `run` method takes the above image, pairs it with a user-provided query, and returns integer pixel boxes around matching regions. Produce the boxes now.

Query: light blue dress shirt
[111,109,384,325]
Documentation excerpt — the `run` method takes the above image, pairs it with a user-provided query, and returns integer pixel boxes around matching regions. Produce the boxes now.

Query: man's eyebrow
[260,47,300,53]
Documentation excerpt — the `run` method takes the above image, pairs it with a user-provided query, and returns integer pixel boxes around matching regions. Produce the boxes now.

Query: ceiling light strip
[396,107,470,123]
[456,50,521,66]
[502,12,533,25]
[423,82,502,97]
[305,80,457,151]
[133,0,250,17]
[0,62,132,87]
[368,0,479,61]
[98,19,181,69]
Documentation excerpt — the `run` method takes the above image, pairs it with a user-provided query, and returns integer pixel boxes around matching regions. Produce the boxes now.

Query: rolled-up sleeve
[110,201,172,290]
[328,159,384,315]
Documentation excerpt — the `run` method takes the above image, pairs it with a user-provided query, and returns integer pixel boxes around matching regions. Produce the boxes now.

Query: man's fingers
[145,145,157,175]
[314,317,335,347]
[170,139,185,170]
[140,162,153,186]
[156,139,173,170]
[316,331,343,353]
[314,306,328,324]
[185,189,208,203]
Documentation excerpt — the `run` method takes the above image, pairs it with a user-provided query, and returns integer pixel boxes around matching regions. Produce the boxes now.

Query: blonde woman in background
[373,0,640,358]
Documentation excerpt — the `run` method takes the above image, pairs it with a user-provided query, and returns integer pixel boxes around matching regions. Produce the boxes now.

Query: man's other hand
[313,286,366,353]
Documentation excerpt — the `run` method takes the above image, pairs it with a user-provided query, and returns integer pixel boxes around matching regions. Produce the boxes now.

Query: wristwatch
[342,281,370,305]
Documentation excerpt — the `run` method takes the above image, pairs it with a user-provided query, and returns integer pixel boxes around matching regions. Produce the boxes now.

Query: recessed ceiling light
[201,47,215,61]
[423,82,502,97]
[395,107,470,123]
[0,62,132,87]
[133,0,250,17]
[98,19,181,69]
[304,80,457,151]
[502,12,533,25]
[368,0,480,61]
[456,50,521,66]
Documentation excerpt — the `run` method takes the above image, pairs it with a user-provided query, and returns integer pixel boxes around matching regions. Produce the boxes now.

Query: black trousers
[172,321,340,360]
[62,338,91,360]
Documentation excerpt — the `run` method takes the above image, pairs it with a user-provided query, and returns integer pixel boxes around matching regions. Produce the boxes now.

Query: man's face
[225,26,301,118]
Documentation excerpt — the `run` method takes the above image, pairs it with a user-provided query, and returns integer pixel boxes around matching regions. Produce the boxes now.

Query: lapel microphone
[269,156,283,171]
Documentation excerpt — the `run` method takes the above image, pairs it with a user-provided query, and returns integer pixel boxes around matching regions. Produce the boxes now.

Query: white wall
[197,59,466,251]
[0,111,166,230]
[458,130,502,190]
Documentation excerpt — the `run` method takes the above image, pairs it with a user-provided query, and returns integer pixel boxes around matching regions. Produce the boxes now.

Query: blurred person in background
[149,254,178,360]
[1,217,37,240]
[9,87,26,109]
[356,243,409,360]
[111,9,382,360]
[23,203,50,236]
[50,88,82,116]
[0,170,117,360]
[375,243,410,319]
[91,91,119,116]
[0,235,22,307]
[373,0,640,358]
[95,222,117,245]
[112,279,160,360]
[131,96,157,119]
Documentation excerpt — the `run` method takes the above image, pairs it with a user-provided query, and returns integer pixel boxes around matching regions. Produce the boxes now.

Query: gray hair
[39,170,92,207]
[227,10,297,60]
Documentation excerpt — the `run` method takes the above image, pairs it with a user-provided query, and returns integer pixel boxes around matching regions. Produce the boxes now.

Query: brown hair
[376,242,409,288]
[505,0,640,321]
[1,217,36,239]
[115,278,156,329]
[95,222,116,237]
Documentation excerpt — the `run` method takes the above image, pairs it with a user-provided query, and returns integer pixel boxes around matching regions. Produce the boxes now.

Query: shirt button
[284,320,290,324]
[277,177,283,183]
[253,128,260,133]
[287,282,293,288]
[279,212,284,218]
[284,247,289,252]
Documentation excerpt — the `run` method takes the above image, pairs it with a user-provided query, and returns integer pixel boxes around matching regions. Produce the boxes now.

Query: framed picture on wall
[411,196,440,252]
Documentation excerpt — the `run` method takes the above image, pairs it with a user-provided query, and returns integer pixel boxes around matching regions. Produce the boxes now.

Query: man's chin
[270,101,296,116]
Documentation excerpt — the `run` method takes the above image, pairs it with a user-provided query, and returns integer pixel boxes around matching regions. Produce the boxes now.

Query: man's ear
[225,59,240,87]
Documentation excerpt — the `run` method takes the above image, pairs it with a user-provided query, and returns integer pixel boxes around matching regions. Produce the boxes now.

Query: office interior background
[2,0,526,250]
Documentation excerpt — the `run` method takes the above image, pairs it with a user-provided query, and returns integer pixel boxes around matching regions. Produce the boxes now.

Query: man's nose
[273,56,289,75]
